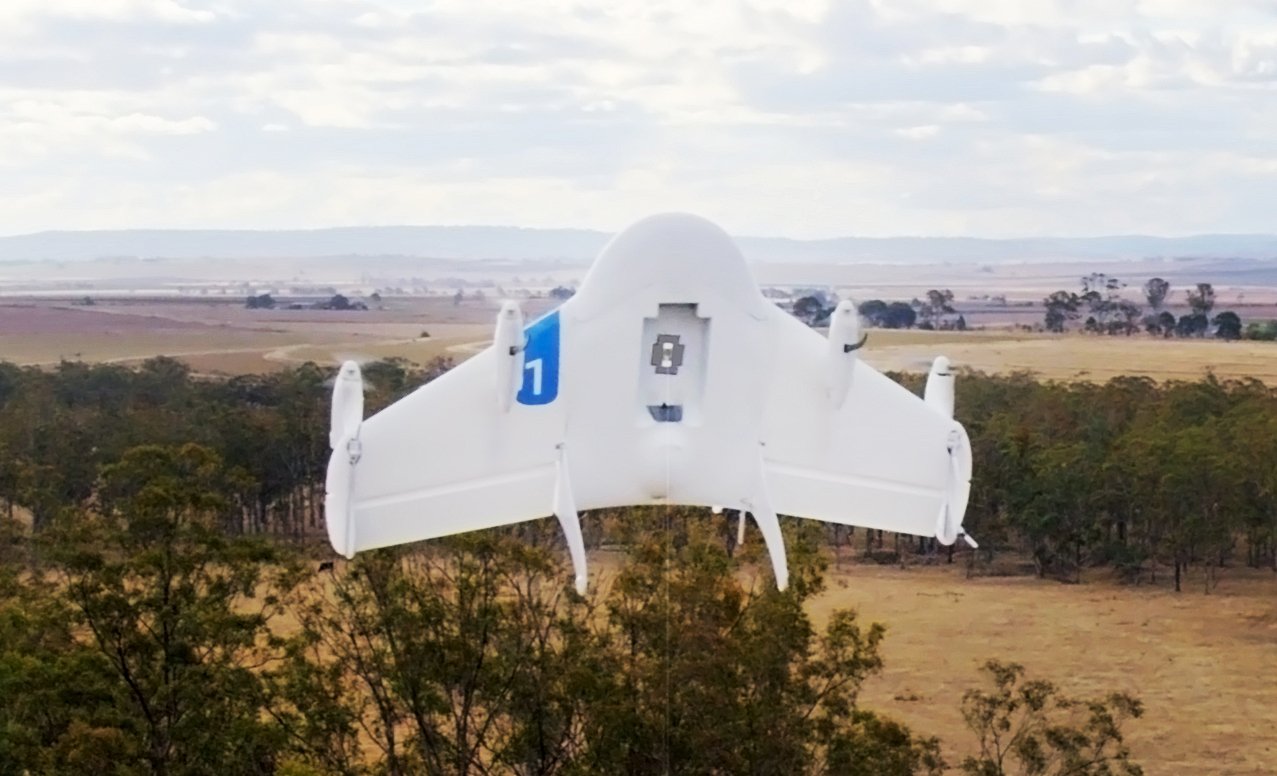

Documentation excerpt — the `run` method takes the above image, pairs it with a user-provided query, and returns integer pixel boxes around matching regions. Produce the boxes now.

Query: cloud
[1,0,1276,237]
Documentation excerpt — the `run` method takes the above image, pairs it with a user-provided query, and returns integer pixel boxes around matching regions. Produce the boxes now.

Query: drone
[325,213,974,593]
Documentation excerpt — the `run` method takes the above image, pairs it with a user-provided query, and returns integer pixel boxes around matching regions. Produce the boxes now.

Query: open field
[565,550,1277,775]
[806,562,1277,776]
[0,299,543,375]
[5,299,1277,384]
[283,549,1277,774]
[863,330,1277,384]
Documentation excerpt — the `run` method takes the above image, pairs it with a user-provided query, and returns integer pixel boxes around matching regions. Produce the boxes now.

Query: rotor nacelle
[924,356,954,419]
[329,360,365,449]
[327,360,365,559]
[826,300,865,408]
[494,301,526,412]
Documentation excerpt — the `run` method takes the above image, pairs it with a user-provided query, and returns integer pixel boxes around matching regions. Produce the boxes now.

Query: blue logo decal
[517,311,560,405]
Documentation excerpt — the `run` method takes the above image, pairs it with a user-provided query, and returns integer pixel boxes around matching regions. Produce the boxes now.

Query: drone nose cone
[340,360,362,380]
[573,213,766,318]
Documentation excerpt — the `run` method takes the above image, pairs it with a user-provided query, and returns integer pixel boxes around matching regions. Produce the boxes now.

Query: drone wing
[324,309,590,588]
[761,312,973,545]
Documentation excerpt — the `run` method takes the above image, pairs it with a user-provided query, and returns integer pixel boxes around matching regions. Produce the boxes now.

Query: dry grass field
[863,330,1277,385]
[805,562,1277,775]
[281,549,1277,774]
[7,300,1276,385]
[6,295,1275,772]
[554,549,1277,774]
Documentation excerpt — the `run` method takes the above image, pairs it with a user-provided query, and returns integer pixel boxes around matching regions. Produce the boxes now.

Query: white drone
[325,213,975,593]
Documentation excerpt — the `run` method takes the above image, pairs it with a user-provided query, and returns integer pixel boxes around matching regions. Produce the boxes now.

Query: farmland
[3,298,1277,384]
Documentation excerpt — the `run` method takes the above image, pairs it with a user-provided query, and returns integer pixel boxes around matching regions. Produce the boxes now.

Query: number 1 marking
[525,358,543,395]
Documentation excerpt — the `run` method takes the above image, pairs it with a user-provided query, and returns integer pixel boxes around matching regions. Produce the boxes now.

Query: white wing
[761,312,971,540]
[328,347,564,556]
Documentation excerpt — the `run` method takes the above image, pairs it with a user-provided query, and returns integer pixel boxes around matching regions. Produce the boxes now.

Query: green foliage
[1212,311,1242,340]
[861,300,918,329]
[1046,279,1241,338]
[0,357,450,536]
[0,394,1162,773]
[954,372,1277,586]
[792,295,828,325]
[271,522,944,775]
[960,660,1143,776]
[1244,319,1277,340]
[1186,283,1215,316]
[1042,291,1080,333]
[44,444,298,775]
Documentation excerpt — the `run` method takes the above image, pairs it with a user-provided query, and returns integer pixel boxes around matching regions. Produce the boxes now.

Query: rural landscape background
[2,230,1276,775]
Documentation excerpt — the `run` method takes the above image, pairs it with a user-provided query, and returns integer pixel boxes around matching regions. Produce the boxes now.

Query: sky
[1,0,1276,239]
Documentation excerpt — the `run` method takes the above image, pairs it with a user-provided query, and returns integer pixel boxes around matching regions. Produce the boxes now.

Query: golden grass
[7,301,1277,386]
[808,562,1277,775]
[866,333,1277,385]
[281,551,1277,774]
[0,330,300,366]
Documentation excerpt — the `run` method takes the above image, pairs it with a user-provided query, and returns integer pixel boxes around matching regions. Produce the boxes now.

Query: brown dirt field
[0,299,555,373]
[805,562,1277,775]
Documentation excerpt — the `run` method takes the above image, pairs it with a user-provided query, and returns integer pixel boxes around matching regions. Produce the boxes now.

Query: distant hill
[2,225,1277,264]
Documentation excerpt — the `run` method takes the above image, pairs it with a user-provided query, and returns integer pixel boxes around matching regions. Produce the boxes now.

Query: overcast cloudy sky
[2,0,1275,238]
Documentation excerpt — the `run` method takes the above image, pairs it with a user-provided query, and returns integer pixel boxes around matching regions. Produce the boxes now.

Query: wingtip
[574,575,588,596]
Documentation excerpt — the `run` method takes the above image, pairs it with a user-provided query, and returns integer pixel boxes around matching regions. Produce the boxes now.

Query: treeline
[947,370,1277,589]
[1040,276,1250,338]
[800,275,1277,341]
[0,457,1143,774]
[0,358,1274,591]
[0,357,448,536]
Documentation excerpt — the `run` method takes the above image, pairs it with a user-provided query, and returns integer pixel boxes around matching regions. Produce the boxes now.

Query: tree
[883,302,917,329]
[1213,311,1242,340]
[275,522,944,775]
[47,445,294,774]
[919,289,956,329]
[960,660,1143,776]
[1042,291,1080,333]
[327,294,352,311]
[548,286,575,300]
[792,295,829,325]
[1142,278,1170,311]
[246,293,275,310]
[1186,283,1215,316]
[1111,301,1142,335]
[1078,274,1134,334]
[859,299,889,327]
[1244,320,1277,341]
[1144,311,1176,337]
[1175,313,1208,338]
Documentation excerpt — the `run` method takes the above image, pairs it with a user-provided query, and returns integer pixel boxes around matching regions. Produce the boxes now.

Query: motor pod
[924,356,954,419]
[826,300,865,409]
[935,423,974,548]
[326,360,365,560]
[494,300,526,412]
[329,360,365,449]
